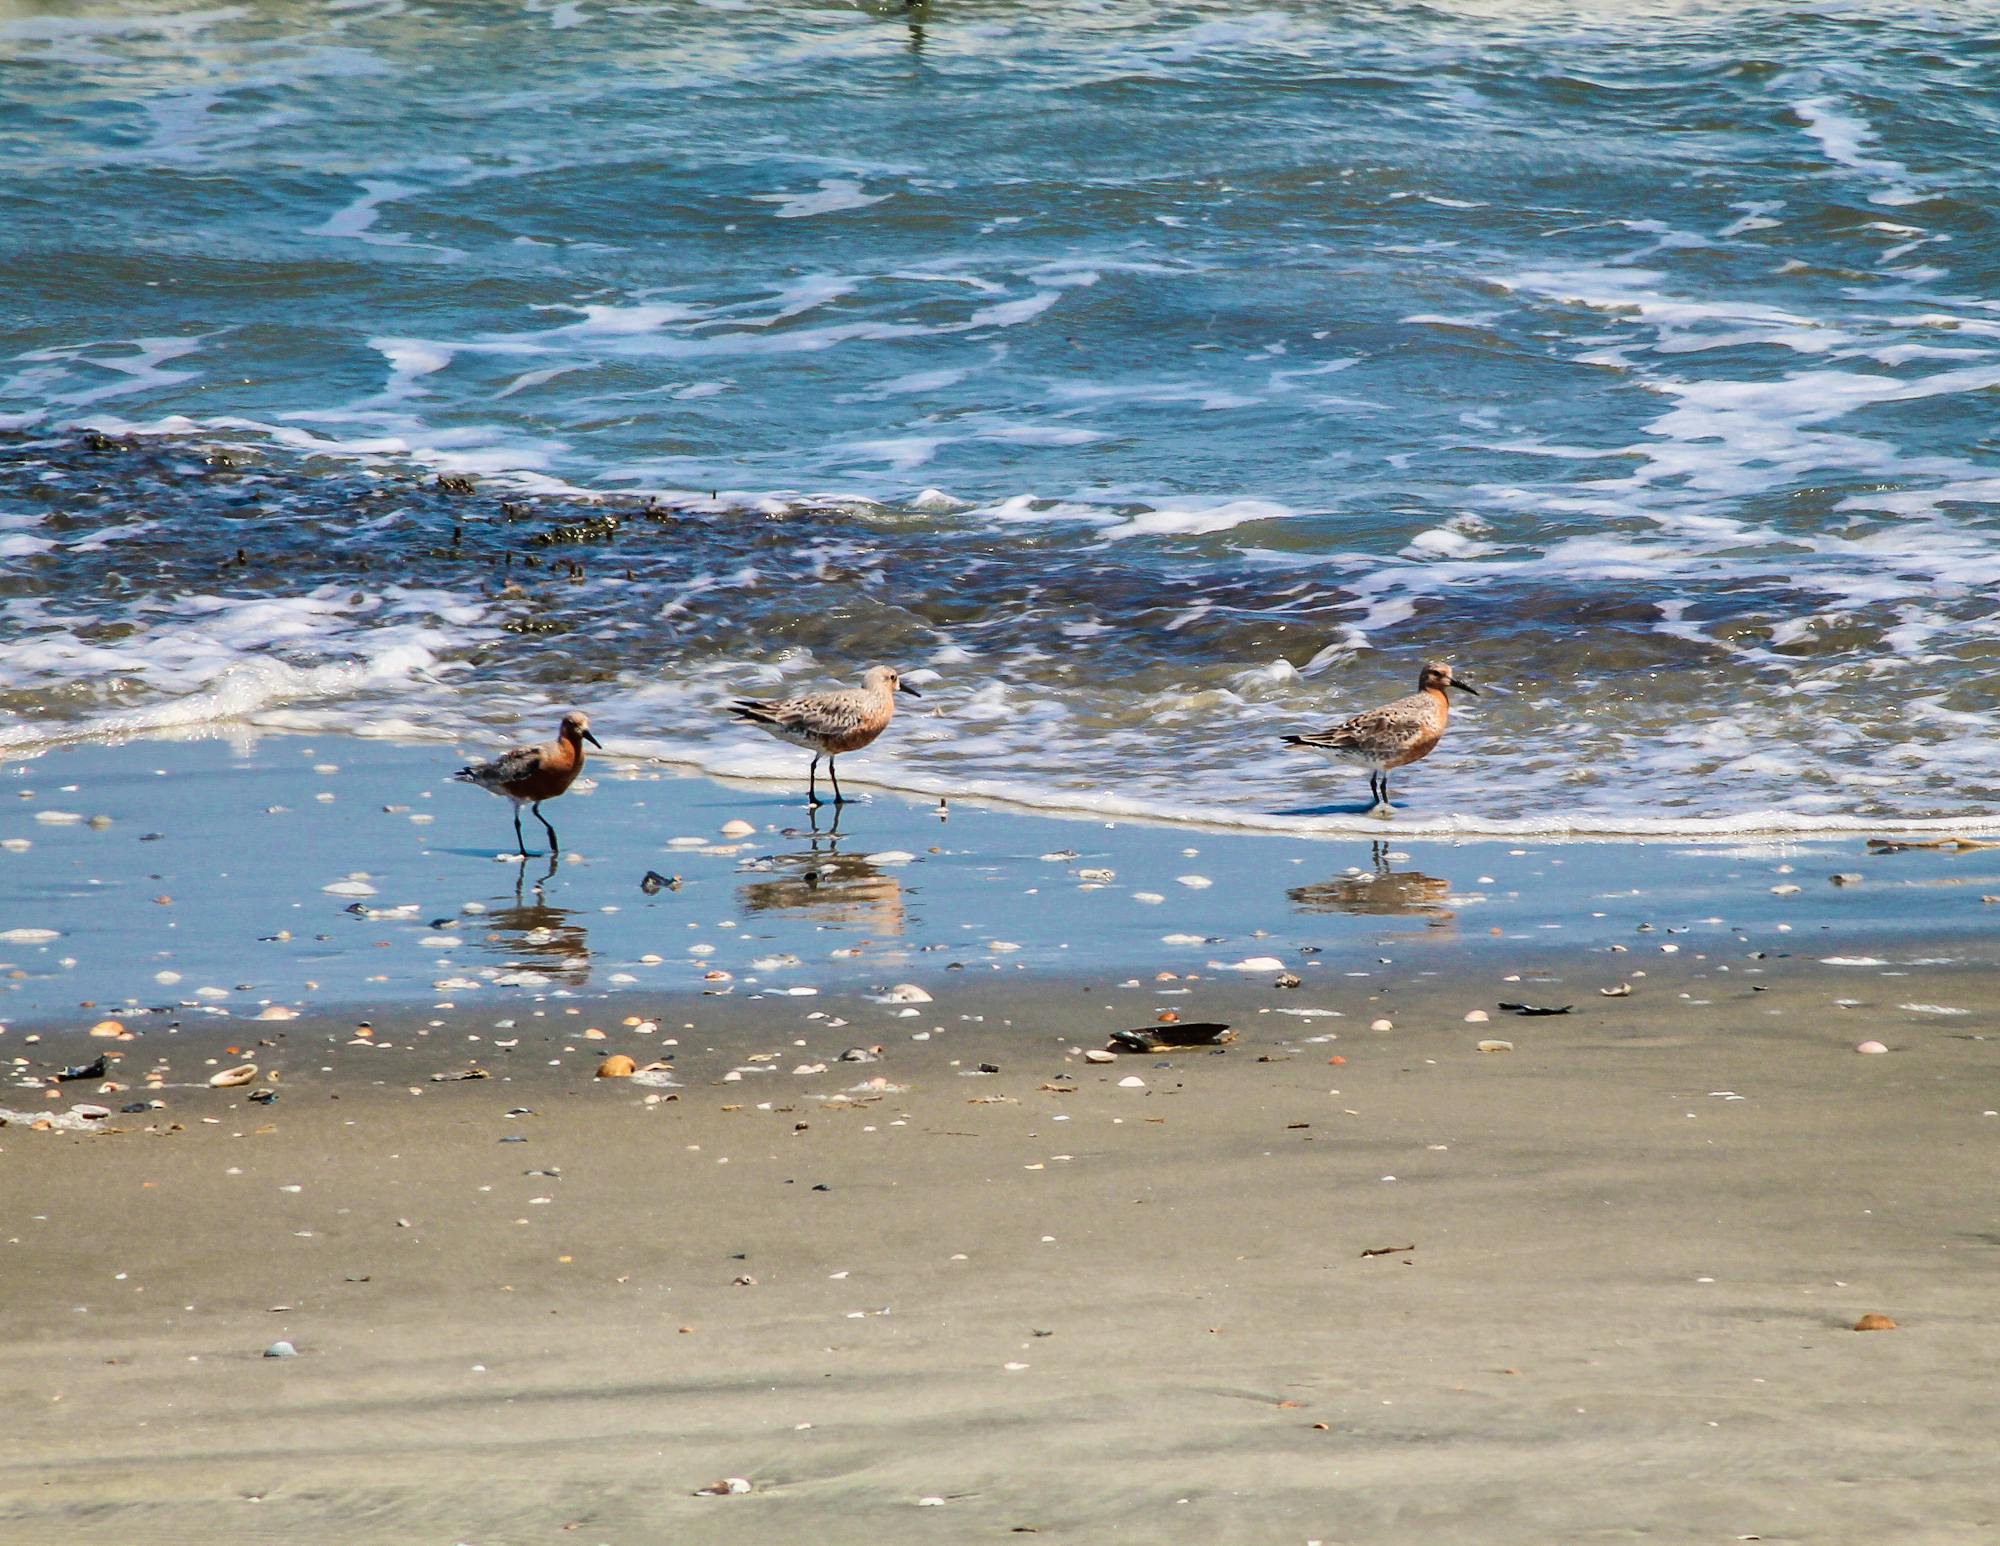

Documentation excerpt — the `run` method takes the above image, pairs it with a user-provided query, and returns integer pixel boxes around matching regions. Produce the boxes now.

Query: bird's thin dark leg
[513,807,526,854]
[808,755,821,808]
[830,758,845,805]
[1381,773,1392,810]
[534,800,560,855]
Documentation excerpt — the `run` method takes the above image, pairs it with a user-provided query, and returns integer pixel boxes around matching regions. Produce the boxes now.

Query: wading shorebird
[1282,660,1477,814]
[728,665,920,807]
[453,710,602,854]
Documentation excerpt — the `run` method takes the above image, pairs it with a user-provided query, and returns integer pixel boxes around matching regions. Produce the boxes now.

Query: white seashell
[1856,1040,1889,1055]
[209,1064,258,1088]
[0,927,58,943]
[1117,1075,1146,1088]
[878,984,932,1004]
[1369,1018,1394,1032]
[1476,1040,1514,1054]
[720,820,757,838]
[256,1006,299,1021]
[322,879,377,897]
[1083,1049,1118,1064]
[1464,1010,1489,1023]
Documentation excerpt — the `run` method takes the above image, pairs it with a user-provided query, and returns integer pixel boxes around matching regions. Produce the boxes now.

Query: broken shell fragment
[209,1064,258,1089]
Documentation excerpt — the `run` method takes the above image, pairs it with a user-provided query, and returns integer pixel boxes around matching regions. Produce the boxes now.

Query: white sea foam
[751,179,892,220]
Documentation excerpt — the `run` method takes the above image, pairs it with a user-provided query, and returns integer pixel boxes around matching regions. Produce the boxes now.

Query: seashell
[89,1019,128,1038]
[1082,1049,1117,1064]
[1601,983,1632,997]
[719,820,757,838]
[596,1055,637,1079]
[1476,1040,1515,1054]
[1117,1075,1146,1089]
[1464,1010,1489,1023]
[1852,1313,1896,1331]
[1855,1040,1888,1055]
[209,1064,258,1089]
[694,1477,752,1496]
[1369,1018,1394,1032]
[256,1006,298,1021]
[70,1104,111,1120]
[879,983,932,1004]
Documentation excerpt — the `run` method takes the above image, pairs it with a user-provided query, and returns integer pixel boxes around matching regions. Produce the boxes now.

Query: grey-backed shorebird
[728,665,920,806]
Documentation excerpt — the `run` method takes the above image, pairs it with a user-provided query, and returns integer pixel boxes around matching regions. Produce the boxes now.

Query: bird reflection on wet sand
[738,806,906,936]
[475,855,592,984]
[1288,843,1456,925]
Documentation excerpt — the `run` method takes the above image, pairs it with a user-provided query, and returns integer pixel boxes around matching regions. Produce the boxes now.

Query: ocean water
[4,0,2000,835]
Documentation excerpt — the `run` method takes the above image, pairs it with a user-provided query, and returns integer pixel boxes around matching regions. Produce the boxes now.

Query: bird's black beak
[1452,680,1479,696]
[582,729,604,748]
[899,682,922,698]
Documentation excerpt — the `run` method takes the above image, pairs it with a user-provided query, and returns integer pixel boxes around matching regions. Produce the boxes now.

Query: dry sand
[2,963,1995,1544]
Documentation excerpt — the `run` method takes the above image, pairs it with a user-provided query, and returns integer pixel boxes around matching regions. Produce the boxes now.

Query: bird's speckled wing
[734,688,872,740]
[1291,690,1436,750]
[459,743,546,787]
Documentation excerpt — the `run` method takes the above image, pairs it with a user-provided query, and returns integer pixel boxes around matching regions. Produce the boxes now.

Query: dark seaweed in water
[0,427,1992,825]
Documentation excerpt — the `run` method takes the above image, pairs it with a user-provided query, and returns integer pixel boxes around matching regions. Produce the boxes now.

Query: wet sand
[3,959,1996,1544]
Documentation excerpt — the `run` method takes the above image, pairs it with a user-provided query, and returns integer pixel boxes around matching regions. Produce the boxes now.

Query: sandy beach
[3,737,1997,1543]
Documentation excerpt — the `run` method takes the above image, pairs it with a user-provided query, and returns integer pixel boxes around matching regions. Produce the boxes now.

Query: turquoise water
[4,2,2000,833]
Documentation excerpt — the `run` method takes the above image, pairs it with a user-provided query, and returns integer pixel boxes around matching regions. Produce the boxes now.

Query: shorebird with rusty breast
[1282,660,1477,814]
[453,710,602,854]
[728,665,920,807]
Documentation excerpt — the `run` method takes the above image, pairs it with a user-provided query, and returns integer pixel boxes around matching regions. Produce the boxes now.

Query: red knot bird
[1281,660,1477,813]
[453,710,601,854]
[728,665,920,806]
